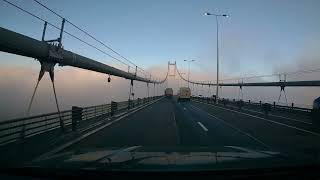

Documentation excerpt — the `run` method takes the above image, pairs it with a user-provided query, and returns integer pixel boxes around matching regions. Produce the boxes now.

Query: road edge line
[192,100,320,137]
[35,97,164,161]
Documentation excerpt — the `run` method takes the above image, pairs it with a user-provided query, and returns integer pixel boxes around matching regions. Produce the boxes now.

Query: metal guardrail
[192,96,320,121]
[191,96,312,113]
[0,96,162,145]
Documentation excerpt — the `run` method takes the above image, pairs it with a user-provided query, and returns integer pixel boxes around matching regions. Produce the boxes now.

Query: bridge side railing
[0,96,162,146]
[191,96,312,114]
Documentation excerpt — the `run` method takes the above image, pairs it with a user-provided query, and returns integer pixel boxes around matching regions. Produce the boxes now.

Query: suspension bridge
[0,0,320,167]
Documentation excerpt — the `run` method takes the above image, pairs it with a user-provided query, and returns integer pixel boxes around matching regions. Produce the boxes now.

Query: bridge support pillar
[72,106,82,131]
[128,99,132,110]
[111,101,117,116]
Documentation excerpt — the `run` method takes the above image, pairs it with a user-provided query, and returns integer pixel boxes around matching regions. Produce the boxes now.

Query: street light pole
[215,15,219,104]
[204,12,228,104]
[188,62,190,87]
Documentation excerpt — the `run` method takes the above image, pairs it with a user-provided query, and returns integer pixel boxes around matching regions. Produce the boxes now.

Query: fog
[0,48,320,121]
[0,61,165,120]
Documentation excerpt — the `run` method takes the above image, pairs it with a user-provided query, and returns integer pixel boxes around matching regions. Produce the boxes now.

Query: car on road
[164,88,173,98]
[178,87,191,102]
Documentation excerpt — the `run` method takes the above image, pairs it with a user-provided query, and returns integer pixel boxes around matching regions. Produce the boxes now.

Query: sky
[0,0,320,120]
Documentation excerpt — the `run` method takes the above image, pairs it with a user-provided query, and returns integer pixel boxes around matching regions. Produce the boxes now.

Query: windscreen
[0,0,320,173]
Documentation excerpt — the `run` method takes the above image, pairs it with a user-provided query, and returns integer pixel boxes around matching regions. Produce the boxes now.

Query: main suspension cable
[32,0,151,77]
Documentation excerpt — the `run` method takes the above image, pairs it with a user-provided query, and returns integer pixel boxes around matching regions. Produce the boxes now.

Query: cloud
[172,43,320,108]
[273,44,320,79]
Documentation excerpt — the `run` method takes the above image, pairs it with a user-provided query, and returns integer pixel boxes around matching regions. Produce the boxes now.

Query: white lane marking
[190,104,270,149]
[197,122,208,132]
[182,104,209,132]
[228,104,312,125]
[207,113,269,149]
[193,100,320,137]
[243,107,312,125]
[268,113,312,124]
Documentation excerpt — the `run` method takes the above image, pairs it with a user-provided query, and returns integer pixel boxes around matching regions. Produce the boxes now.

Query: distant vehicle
[178,87,191,102]
[164,88,173,98]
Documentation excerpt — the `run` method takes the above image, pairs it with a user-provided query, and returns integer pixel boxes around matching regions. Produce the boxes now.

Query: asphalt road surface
[65,97,320,153]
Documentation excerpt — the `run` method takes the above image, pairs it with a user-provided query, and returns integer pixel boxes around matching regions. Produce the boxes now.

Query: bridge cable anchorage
[277,74,288,105]
[24,18,66,136]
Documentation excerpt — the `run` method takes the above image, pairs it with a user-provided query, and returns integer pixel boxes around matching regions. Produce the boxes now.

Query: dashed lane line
[190,104,270,149]
[197,121,208,132]
[192,100,320,137]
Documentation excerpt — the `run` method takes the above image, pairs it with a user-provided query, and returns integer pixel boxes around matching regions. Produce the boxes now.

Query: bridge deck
[64,97,319,153]
[0,97,318,166]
